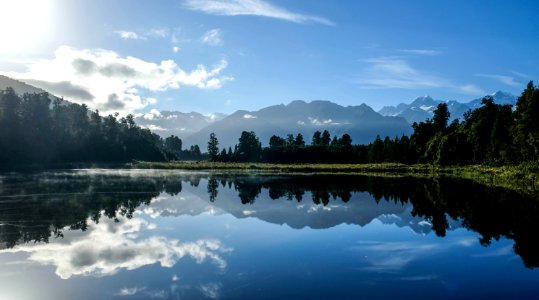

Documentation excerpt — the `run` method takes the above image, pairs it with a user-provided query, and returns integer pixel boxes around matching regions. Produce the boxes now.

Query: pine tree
[207,132,219,161]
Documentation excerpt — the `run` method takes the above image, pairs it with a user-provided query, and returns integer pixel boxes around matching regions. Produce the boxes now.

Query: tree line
[1,81,537,166]
[206,82,538,165]
[0,87,204,166]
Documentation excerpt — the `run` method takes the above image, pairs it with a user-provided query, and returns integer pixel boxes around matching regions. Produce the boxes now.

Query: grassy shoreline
[132,161,539,194]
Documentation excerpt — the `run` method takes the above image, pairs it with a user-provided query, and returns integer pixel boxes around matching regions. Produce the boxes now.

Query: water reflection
[0,170,538,272]
[2,215,229,279]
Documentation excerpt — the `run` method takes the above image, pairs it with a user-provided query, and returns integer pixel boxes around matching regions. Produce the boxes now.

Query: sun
[0,0,54,55]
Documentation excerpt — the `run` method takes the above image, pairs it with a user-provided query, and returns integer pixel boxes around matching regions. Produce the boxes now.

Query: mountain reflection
[0,170,538,268]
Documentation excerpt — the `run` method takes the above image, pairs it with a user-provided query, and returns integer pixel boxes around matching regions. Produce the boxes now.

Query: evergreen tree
[368,135,384,163]
[236,131,262,162]
[219,148,228,162]
[164,135,182,159]
[513,81,539,161]
[295,133,305,147]
[321,130,331,147]
[433,103,450,133]
[340,134,352,149]
[207,132,219,161]
[269,135,285,148]
[311,131,321,146]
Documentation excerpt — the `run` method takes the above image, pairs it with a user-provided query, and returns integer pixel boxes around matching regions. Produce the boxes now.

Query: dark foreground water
[0,170,538,299]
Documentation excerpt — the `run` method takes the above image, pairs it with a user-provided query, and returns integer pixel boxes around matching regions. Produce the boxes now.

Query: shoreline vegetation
[1,82,538,195]
[132,161,538,195]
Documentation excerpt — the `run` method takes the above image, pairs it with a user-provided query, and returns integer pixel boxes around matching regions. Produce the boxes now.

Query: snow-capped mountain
[378,92,517,124]
[183,100,412,148]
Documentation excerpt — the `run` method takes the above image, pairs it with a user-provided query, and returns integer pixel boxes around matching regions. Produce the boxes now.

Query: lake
[0,169,538,299]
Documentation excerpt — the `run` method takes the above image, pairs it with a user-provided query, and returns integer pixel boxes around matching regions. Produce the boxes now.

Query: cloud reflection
[115,287,146,296]
[199,282,222,299]
[350,237,476,272]
[4,216,231,279]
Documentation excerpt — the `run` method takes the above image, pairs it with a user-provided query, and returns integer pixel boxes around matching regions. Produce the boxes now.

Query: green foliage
[433,103,450,132]
[408,84,538,166]
[215,83,537,166]
[311,130,321,146]
[513,81,539,162]
[0,89,176,165]
[235,131,262,162]
[295,133,305,147]
[164,135,182,158]
[207,132,219,161]
[321,130,331,147]
[4,82,537,167]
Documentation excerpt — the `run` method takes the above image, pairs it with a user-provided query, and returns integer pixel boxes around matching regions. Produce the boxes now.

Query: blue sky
[0,0,537,114]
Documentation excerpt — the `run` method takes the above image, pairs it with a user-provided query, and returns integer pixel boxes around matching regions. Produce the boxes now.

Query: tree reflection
[207,177,219,202]
[0,171,538,268]
[0,173,160,248]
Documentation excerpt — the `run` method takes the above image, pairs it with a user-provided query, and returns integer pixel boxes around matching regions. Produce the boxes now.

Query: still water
[0,169,538,299]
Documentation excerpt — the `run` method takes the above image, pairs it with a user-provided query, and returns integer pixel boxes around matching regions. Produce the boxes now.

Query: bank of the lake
[132,161,539,195]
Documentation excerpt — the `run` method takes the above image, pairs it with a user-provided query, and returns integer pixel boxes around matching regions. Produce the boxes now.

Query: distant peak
[491,90,512,97]
[288,100,307,105]
[416,95,433,100]
[287,99,338,108]
[411,95,437,106]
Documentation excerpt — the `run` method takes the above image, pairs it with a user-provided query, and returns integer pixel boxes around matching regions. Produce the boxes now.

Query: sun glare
[0,0,53,55]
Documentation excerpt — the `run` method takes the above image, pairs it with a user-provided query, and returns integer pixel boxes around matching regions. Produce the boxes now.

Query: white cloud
[115,28,170,41]
[308,117,342,126]
[2,216,231,279]
[458,84,485,95]
[201,29,223,46]
[357,57,446,89]
[2,46,232,114]
[115,31,146,40]
[170,27,191,45]
[184,0,334,25]
[399,49,443,56]
[243,113,257,119]
[144,109,163,120]
[142,124,168,131]
[476,74,521,87]
[147,27,170,39]
[357,56,485,95]
[199,282,222,299]
[512,71,532,79]
[173,46,180,53]
[116,287,146,296]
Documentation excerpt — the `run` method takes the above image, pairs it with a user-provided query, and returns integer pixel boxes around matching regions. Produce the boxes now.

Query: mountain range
[146,177,459,235]
[182,100,412,148]
[378,91,517,124]
[134,110,227,141]
[0,75,517,148]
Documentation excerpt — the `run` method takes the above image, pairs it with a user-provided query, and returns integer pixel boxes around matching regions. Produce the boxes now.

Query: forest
[209,82,538,165]
[0,82,537,166]
[0,87,203,165]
